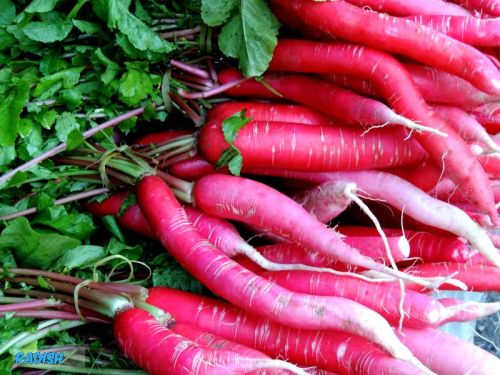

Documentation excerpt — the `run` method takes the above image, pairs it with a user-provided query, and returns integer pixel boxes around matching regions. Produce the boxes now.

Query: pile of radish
[84,0,500,373]
[3,0,500,374]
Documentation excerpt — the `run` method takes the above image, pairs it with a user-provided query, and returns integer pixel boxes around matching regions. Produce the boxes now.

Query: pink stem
[170,59,210,79]
[161,26,202,40]
[178,78,248,99]
[0,107,145,186]
[0,299,62,312]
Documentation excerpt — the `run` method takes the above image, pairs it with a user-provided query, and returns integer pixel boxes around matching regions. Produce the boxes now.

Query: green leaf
[152,263,203,294]
[34,206,94,240]
[216,146,242,176]
[72,19,102,34]
[22,15,73,43]
[0,145,16,168]
[0,28,15,52]
[217,0,280,77]
[214,110,250,176]
[221,110,251,144]
[25,0,60,13]
[91,0,174,54]
[201,0,237,26]
[34,67,84,98]
[54,112,79,144]
[0,217,80,268]
[92,48,120,85]
[118,68,153,106]
[53,245,104,271]
[0,80,30,146]
[0,0,16,26]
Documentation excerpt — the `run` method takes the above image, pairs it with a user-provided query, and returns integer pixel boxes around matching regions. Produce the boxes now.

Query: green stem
[0,319,61,355]
[11,320,86,351]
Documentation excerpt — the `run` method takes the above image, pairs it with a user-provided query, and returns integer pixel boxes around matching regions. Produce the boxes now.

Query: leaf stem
[0,188,109,221]
[0,107,145,187]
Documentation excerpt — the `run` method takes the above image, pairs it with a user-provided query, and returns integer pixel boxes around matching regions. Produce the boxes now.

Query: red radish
[404,263,500,291]
[171,322,271,360]
[472,102,500,133]
[198,119,426,172]
[338,226,484,264]
[218,69,440,134]
[260,270,453,328]
[406,15,500,47]
[449,0,500,16]
[208,102,338,127]
[170,156,218,181]
[114,308,308,375]
[344,0,471,16]
[293,180,355,222]
[325,63,499,111]
[191,174,457,289]
[254,239,409,268]
[268,39,498,222]
[478,154,500,179]
[249,169,500,266]
[134,129,192,146]
[88,192,380,275]
[86,192,155,238]
[433,105,500,152]
[399,327,500,374]
[437,298,500,324]
[272,1,500,94]
[387,161,444,192]
[137,175,431,369]
[147,287,426,375]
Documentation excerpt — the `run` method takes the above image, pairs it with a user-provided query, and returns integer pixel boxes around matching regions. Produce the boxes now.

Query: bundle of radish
[2,0,500,373]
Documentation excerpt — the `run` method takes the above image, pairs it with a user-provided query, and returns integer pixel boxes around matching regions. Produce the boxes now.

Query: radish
[407,15,500,46]
[217,69,442,135]
[272,0,500,94]
[449,0,500,16]
[198,119,426,172]
[147,287,426,375]
[399,327,500,374]
[190,174,460,290]
[87,192,385,276]
[325,63,499,110]
[432,105,500,153]
[252,239,409,268]
[208,102,338,127]
[115,308,309,375]
[260,270,457,328]
[170,156,218,181]
[248,169,500,267]
[137,175,432,370]
[293,180,354,222]
[337,226,484,264]
[404,263,500,291]
[343,0,472,16]
[268,39,498,222]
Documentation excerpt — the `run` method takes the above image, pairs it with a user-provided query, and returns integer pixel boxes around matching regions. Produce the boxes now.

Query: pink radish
[399,327,500,374]
[114,308,309,375]
[344,0,472,16]
[272,0,500,94]
[198,119,426,172]
[407,15,500,47]
[138,176,435,370]
[147,287,426,375]
[267,39,498,222]
[218,69,441,134]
